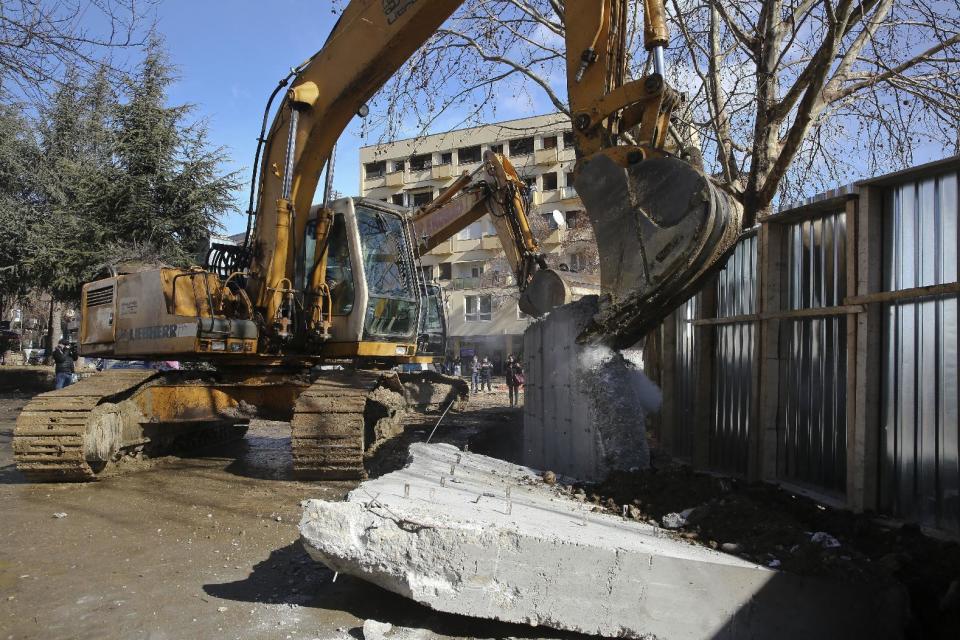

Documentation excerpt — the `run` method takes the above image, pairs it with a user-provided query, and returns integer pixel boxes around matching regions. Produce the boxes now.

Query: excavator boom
[245,0,742,351]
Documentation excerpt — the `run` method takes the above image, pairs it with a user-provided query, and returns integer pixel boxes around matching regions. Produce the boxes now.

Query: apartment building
[358,113,594,371]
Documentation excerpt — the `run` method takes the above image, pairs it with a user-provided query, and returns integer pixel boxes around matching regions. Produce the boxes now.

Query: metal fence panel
[710,235,757,475]
[673,295,699,459]
[880,169,960,533]
[778,212,848,493]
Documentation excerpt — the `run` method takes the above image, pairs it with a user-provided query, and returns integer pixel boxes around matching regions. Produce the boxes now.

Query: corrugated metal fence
[778,211,848,494]
[880,170,959,533]
[655,156,960,535]
[709,234,757,475]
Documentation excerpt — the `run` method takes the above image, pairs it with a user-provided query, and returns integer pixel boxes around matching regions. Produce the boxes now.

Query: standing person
[470,355,480,393]
[52,338,77,389]
[505,354,524,407]
[480,356,493,392]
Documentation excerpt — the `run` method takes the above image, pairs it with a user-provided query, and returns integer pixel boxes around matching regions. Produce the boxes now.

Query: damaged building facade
[358,113,595,368]
[649,156,960,536]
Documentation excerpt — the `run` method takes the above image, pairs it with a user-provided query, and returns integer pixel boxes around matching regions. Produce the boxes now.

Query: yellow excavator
[13,0,741,482]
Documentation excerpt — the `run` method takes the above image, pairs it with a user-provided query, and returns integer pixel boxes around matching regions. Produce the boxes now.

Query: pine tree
[102,38,239,266]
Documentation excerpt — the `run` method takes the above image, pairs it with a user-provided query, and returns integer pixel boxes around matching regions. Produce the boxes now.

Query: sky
[150,0,554,236]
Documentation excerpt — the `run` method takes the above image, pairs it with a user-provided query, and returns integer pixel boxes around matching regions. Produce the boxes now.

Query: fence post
[850,186,883,511]
[756,219,785,482]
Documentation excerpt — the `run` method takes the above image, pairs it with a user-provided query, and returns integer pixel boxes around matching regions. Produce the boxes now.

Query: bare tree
[355,0,959,221]
[0,0,154,102]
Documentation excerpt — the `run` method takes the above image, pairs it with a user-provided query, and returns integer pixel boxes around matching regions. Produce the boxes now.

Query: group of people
[443,352,525,407]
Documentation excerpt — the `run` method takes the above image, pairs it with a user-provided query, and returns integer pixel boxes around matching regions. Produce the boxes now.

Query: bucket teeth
[575,154,742,348]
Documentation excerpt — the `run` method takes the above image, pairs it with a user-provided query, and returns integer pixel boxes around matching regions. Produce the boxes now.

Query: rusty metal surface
[574,154,743,349]
[880,168,960,533]
[778,211,848,494]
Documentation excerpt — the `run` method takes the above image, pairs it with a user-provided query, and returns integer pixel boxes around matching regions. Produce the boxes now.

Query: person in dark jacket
[479,356,494,392]
[505,354,524,406]
[52,338,77,389]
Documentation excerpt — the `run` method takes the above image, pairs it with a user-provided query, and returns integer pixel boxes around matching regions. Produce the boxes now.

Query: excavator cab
[302,199,422,357]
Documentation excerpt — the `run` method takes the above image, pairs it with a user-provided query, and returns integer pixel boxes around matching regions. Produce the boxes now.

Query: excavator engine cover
[574,154,742,349]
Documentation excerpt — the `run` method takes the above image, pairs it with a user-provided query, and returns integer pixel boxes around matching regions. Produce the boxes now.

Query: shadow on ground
[203,541,584,639]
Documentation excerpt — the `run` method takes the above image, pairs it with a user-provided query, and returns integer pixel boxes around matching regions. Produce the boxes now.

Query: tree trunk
[43,299,62,364]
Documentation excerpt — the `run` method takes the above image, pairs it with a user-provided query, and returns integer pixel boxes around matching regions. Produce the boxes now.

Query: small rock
[275,516,283,522]
[52,512,67,519]
[627,505,642,520]
[810,531,841,549]
[709,540,719,549]
[767,558,781,568]
[661,512,687,529]
[217,606,228,613]
[720,542,740,553]
[681,532,699,540]
[363,619,393,640]
[542,470,557,485]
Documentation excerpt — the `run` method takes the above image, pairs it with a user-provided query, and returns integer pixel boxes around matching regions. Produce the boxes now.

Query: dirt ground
[0,383,544,640]
[3,376,959,640]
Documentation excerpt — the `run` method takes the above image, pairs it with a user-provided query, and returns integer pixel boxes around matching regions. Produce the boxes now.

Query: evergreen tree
[0,105,42,318]
[100,38,239,266]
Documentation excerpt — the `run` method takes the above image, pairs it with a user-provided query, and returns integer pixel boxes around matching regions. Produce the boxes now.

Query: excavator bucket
[574,154,743,349]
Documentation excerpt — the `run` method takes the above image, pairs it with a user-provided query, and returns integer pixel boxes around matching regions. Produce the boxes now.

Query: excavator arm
[409,151,542,293]
[245,0,742,351]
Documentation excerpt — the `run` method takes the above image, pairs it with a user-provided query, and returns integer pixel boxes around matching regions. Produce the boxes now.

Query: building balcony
[431,164,454,180]
[385,170,405,187]
[363,174,386,188]
[451,276,481,290]
[540,228,566,246]
[534,148,558,165]
[480,235,501,250]
[540,189,562,203]
[409,168,432,183]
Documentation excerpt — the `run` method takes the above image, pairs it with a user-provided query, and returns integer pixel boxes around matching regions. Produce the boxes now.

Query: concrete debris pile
[300,443,905,640]
[523,297,661,481]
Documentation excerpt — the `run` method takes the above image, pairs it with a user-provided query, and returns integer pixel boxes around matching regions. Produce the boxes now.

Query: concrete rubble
[300,443,905,640]
[523,297,661,481]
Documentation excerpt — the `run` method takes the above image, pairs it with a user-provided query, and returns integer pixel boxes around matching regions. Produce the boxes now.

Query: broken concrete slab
[300,443,905,640]
[523,297,660,481]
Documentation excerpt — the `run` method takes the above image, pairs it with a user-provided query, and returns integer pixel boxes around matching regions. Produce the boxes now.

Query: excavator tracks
[12,370,157,482]
[290,371,383,480]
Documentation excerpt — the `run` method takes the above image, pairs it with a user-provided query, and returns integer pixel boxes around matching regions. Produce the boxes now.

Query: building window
[364,161,385,179]
[570,252,590,272]
[542,135,557,149]
[458,145,481,163]
[542,212,559,230]
[439,151,453,165]
[465,294,492,322]
[391,160,405,173]
[509,136,534,156]
[565,171,575,187]
[438,263,452,280]
[566,209,583,228]
[420,265,434,282]
[490,143,504,155]
[411,190,433,206]
[391,193,405,206]
[563,131,574,148]
[410,153,432,170]
[521,175,537,189]
[542,172,558,191]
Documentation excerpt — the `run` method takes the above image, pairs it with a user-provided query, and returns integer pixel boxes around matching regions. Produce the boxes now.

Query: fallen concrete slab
[300,444,905,640]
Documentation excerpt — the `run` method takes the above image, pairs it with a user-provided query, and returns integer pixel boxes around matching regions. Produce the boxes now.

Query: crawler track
[290,371,382,480]
[12,370,157,482]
